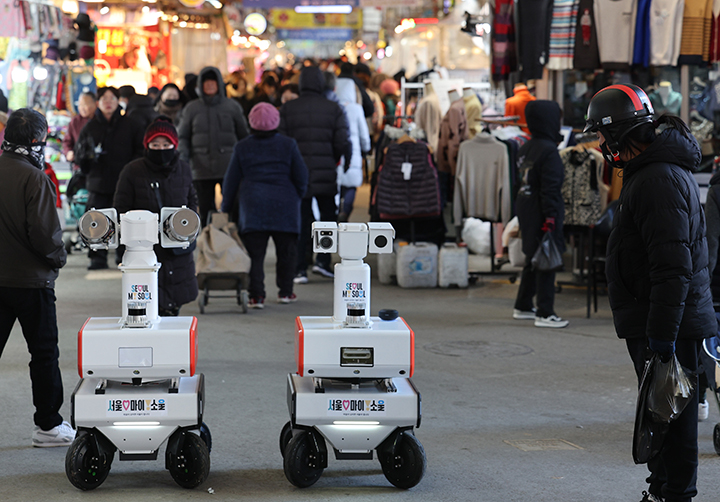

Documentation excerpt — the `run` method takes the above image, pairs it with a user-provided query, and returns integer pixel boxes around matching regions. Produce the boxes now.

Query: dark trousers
[241,231,298,299]
[194,179,223,226]
[0,287,63,431]
[514,258,556,318]
[339,186,357,220]
[86,191,118,266]
[297,196,336,273]
[627,338,700,502]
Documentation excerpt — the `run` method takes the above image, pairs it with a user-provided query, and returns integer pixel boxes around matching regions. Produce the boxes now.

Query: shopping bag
[195,216,251,275]
[531,232,563,271]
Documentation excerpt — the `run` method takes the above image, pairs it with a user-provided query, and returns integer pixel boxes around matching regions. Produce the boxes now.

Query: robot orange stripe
[400,317,415,377]
[190,316,198,376]
[77,317,91,378]
[295,317,304,376]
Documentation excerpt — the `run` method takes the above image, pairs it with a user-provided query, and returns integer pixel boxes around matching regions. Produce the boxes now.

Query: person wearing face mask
[113,117,199,316]
[585,84,715,502]
[75,86,145,270]
[154,83,185,125]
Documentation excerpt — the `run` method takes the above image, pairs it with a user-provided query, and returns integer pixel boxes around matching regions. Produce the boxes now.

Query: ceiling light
[100,5,109,14]
[294,5,352,14]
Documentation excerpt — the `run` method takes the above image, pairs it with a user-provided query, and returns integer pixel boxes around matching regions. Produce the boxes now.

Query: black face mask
[162,99,181,107]
[146,148,176,167]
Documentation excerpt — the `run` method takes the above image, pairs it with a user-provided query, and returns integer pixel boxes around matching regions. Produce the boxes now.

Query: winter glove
[541,217,555,233]
[648,338,675,363]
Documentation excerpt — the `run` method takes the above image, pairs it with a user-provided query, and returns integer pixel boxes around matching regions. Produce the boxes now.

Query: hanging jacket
[606,127,715,342]
[113,154,199,312]
[376,141,441,219]
[415,92,442,153]
[177,66,250,181]
[559,147,602,226]
[504,85,536,134]
[436,98,468,176]
[335,78,371,189]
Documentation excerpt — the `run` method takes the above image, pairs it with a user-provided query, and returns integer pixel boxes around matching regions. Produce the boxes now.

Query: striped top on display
[548,0,580,70]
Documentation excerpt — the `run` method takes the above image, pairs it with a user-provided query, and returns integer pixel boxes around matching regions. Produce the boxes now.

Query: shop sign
[96,27,126,59]
[276,28,353,40]
[244,12,267,35]
[270,9,362,29]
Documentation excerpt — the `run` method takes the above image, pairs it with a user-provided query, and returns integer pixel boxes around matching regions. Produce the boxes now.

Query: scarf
[1,139,45,169]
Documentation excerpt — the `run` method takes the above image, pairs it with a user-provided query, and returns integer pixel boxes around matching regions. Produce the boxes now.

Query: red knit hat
[143,116,178,148]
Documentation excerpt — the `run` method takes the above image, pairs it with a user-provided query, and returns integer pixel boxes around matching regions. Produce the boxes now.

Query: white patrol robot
[280,222,426,489]
[66,208,210,490]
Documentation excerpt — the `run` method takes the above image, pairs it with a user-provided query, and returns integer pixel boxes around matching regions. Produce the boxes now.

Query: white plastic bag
[461,218,491,256]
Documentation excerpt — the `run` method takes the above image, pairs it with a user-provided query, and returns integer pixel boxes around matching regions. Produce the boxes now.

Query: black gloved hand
[648,338,675,363]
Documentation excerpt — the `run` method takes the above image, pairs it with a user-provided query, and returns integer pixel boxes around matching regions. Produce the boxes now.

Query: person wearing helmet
[585,83,715,502]
[512,100,569,328]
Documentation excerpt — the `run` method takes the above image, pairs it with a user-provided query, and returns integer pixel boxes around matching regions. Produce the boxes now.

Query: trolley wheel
[378,430,426,489]
[198,292,205,314]
[283,429,325,488]
[65,430,113,491]
[166,430,210,489]
[279,421,293,457]
[509,275,517,284]
[713,423,720,456]
[200,422,212,454]
[240,290,249,313]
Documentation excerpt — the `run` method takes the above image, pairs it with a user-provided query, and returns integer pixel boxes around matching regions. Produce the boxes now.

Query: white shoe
[513,308,537,320]
[699,400,709,421]
[312,264,334,278]
[293,273,308,284]
[535,315,569,328]
[32,421,76,447]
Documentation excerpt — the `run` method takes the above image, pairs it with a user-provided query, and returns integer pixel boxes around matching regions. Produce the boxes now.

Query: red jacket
[61,114,91,158]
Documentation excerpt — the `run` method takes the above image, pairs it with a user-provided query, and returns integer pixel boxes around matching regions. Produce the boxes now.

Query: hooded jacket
[126,95,159,132]
[705,170,720,296]
[606,127,715,342]
[335,78,371,188]
[515,100,566,257]
[177,66,250,181]
[279,67,350,198]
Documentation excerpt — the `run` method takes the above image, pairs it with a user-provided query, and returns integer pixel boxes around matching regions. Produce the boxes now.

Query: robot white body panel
[281,222,426,489]
[67,208,210,491]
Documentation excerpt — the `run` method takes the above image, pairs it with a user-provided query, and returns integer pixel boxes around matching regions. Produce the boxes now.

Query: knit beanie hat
[248,102,280,132]
[143,116,178,148]
[380,78,399,96]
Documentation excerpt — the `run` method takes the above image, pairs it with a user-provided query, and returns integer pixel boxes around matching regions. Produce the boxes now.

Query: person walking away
[177,66,249,227]
[221,103,308,308]
[585,83,715,502]
[154,83,185,125]
[126,92,159,132]
[75,87,145,270]
[279,65,350,283]
[0,108,75,447]
[335,77,371,222]
[113,117,199,316]
[513,100,569,328]
[62,92,96,168]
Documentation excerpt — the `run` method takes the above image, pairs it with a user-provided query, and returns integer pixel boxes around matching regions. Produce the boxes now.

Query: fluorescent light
[100,6,109,14]
[332,421,380,426]
[207,0,222,9]
[113,421,160,426]
[295,5,352,14]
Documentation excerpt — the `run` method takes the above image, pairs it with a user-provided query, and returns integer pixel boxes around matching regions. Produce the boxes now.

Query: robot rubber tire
[283,429,326,488]
[65,430,114,491]
[279,421,292,457]
[714,423,720,456]
[166,430,210,489]
[378,430,426,489]
[200,422,212,454]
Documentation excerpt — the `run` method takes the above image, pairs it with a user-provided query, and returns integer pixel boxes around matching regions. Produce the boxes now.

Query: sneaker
[513,308,537,320]
[32,421,76,448]
[87,261,109,270]
[248,297,265,309]
[640,490,664,502]
[278,293,298,304]
[312,263,334,278]
[699,399,709,422]
[293,272,309,284]
[534,315,569,328]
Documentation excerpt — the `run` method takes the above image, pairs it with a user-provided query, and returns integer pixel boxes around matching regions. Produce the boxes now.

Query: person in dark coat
[75,86,145,269]
[177,66,250,227]
[513,100,568,328]
[338,62,374,118]
[113,117,199,316]
[585,84,716,502]
[62,91,96,168]
[279,65,350,282]
[221,103,308,308]
[126,94,159,132]
[154,83,185,125]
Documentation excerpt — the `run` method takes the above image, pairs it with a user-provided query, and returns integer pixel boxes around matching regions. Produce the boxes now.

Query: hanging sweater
[492,0,518,81]
[650,0,685,66]
[453,133,511,225]
[415,92,442,154]
[710,0,720,61]
[678,0,713,64]
[633,0,652,66]
[547,0,580,70]
[436,99,468,176]
[573,0,601,69]
[463,93,483,139]
[516,0,554,80]
[593,0,637,68]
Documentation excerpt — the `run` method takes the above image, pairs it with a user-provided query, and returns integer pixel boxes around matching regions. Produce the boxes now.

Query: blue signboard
[277,28,353,40]
[243,0,356,7]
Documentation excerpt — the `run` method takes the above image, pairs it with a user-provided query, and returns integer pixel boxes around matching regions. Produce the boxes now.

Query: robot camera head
[312,222,338,254]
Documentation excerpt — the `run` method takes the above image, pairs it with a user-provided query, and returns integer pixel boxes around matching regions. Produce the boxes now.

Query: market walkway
[1,192,719,502]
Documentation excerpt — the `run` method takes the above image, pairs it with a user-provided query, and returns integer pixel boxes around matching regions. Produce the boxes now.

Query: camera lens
[320,236,333,249]
[374,235,388,248]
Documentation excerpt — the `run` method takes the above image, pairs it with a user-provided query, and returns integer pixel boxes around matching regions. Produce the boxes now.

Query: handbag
[531,232,563,271]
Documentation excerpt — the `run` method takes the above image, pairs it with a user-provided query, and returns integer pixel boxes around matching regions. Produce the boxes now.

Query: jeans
[0,287,63,430]
[339,186,357,219]
[513,258,557,318]
[297,196,337,273]
[242,231,298,299]
[193,179,223,227]
[627,338,700,502]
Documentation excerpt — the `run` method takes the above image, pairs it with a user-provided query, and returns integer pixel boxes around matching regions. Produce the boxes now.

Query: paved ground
[1,192,719,501]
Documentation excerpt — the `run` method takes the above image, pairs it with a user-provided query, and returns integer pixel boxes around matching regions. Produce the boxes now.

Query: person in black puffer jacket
[279,65,350,281]
[113,117,199,316]
[75,86,145,270]
[586,84,715,502]
[513,100,568,328]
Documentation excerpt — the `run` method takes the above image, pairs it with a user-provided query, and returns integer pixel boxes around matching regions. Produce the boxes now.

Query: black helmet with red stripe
[584,84,654,165]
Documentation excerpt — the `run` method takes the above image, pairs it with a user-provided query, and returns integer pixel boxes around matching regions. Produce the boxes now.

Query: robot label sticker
[342,282,366,300]
[328,398,386,416]
[107,398,168,417]
[127,284,152,301]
